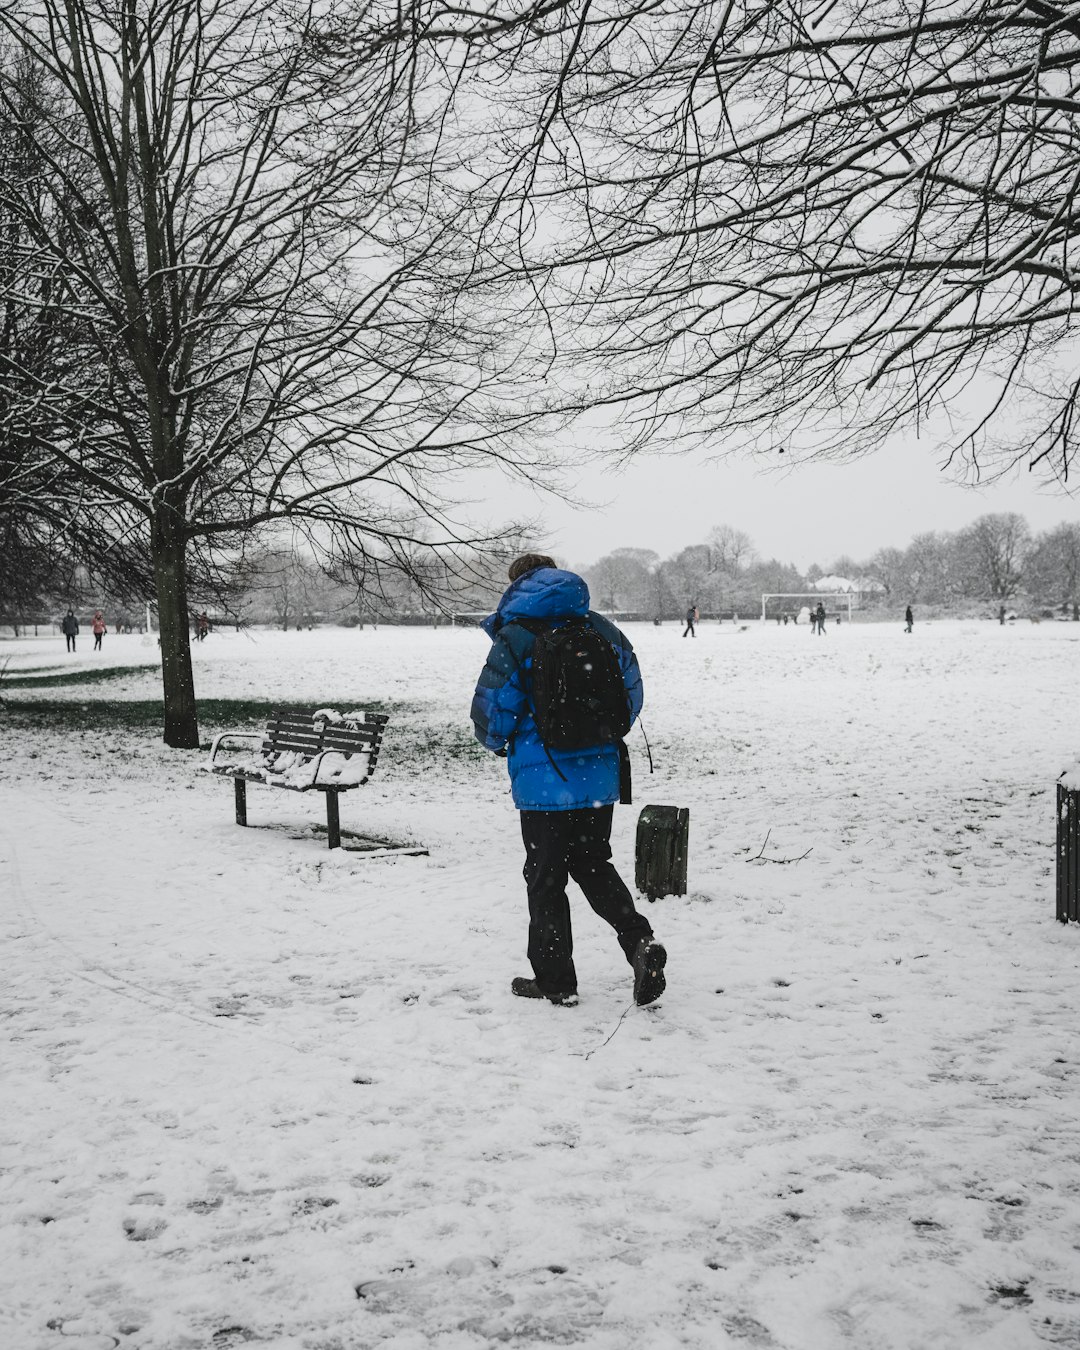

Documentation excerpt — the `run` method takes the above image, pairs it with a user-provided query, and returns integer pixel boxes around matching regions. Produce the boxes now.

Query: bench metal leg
[325,789,341,849]
[234,778,248,827]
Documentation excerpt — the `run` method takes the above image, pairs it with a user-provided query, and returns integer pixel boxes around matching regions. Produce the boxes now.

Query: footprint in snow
[355,1256,497,1306]
[722,1311,777,1345]
[188,1196,224,1214]
[350,1172,390,1189]
[1037,1314,1080,1345]
[46,1335,119,1350]
[988,1281,1032,1308]
[212,1329,258,1347]
[294,1196,338,1216]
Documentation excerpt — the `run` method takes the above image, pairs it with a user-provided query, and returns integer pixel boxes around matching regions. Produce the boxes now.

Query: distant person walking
[816,601,827,635]
[92,611,106,651]
[683,604,699,638]
[61,610,79,653]
[197,611,209,641]
[905,605,914,633]
[999,604,1006,625]
[471,553,667,1008]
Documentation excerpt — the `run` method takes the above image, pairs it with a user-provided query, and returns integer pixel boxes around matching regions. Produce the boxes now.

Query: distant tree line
[13,511,1079,633]
[4,535,530,634]
[579,515,1080,618]
[208,542,526,631]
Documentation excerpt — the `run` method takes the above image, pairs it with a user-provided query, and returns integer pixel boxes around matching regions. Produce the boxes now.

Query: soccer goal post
[761,593,854,623]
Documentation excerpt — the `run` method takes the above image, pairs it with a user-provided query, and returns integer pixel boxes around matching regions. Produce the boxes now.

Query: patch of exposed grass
[0,665,62,677]
[3,663,154,689]
[3,697,408,737]
[390,720,489,766]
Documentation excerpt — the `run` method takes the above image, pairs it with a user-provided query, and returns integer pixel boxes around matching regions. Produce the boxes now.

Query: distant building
[808,574,885,598]
[808,574,855,593]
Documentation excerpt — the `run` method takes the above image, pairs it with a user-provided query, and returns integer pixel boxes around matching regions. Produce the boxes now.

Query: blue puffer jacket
[470,567,644,811]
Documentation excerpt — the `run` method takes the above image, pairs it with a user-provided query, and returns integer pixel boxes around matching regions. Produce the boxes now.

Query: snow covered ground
[2,618,1079,1350]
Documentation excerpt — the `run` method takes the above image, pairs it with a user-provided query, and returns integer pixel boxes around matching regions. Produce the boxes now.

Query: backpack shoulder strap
[500,616,573,783]
[509,616,548,635]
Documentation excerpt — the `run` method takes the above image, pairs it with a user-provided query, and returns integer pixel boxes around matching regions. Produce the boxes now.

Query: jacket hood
[481,567,590,637]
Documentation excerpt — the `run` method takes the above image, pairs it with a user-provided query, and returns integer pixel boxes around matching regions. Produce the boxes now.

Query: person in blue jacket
[471,553,667,1008]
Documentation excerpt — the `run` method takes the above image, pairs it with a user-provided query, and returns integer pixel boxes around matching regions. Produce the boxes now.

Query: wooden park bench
[206,708,390,849]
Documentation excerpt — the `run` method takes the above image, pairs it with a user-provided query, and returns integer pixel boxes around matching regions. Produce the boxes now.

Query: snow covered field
[2,619,1079,1350]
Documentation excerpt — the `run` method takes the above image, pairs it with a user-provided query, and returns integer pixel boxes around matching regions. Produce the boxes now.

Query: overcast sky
[519,442,1080,573]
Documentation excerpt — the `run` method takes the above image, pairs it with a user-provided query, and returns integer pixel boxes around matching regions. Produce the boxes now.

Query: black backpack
[516,616,632,750]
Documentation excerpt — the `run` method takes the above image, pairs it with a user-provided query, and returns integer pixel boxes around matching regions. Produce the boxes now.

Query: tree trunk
[151,508,199,749]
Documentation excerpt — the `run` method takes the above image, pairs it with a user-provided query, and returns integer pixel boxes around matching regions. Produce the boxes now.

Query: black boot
[511,977,579,1007]
[632,940,667,1006]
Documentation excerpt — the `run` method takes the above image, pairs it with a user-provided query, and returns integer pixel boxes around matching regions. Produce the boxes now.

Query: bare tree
[707,526,758,579]
[867,546,911,601]
[470,0,1080,485]
[0,0,557,746]
[582,547,658,612]
[955,512,1031,600]
[240,549,327,631]
[827,556,862,581]
[743,557,805,609]
[666,543,716,611]
[1026,521,1080,610]
[0,47,163,613]
[901,534,942,603]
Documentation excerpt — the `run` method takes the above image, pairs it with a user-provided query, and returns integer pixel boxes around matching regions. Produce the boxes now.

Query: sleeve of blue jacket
[470,624,530,751]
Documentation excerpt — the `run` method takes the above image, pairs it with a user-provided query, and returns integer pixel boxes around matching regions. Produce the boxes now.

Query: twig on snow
[749,828,773,859]
[578,1002,636,1060]
[746,829,813,865]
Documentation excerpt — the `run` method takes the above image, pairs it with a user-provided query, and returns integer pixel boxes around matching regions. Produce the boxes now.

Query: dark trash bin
[635,805,690,901]
[1057,779,1080,923]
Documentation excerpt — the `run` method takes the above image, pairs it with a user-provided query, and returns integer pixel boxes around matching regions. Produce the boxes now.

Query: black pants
[93,632,102,650]
[66,635,76,652]
[520,806,652,996]
[683,622,695,637]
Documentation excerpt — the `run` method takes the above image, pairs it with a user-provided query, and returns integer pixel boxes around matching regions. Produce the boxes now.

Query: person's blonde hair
[508,553,557,582]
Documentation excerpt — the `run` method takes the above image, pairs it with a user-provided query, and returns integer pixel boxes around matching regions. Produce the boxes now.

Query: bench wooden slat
[322,731,379,750]
[255,709,389,769]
